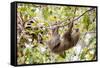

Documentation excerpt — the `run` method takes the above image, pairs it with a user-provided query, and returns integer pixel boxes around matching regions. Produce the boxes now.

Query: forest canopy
[17,3,97,65]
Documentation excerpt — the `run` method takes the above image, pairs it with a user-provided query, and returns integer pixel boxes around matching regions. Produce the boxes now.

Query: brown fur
[47,22,80,54]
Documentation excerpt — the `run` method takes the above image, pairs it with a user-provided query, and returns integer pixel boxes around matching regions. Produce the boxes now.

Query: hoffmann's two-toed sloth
[47,22,80,54]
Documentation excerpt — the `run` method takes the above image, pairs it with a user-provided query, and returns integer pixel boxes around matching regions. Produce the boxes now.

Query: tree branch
[72,8,95,22]
[20,8,95,30]
[52,8,95,27]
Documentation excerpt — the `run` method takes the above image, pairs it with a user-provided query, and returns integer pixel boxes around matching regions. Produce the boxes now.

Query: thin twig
[72,8,95,22]
[51,8,95,27]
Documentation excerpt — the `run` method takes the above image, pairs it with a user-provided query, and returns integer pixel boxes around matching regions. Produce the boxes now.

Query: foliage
[17,3,97,65]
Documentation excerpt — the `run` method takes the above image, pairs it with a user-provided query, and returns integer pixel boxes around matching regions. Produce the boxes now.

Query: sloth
[47,22,80,54]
